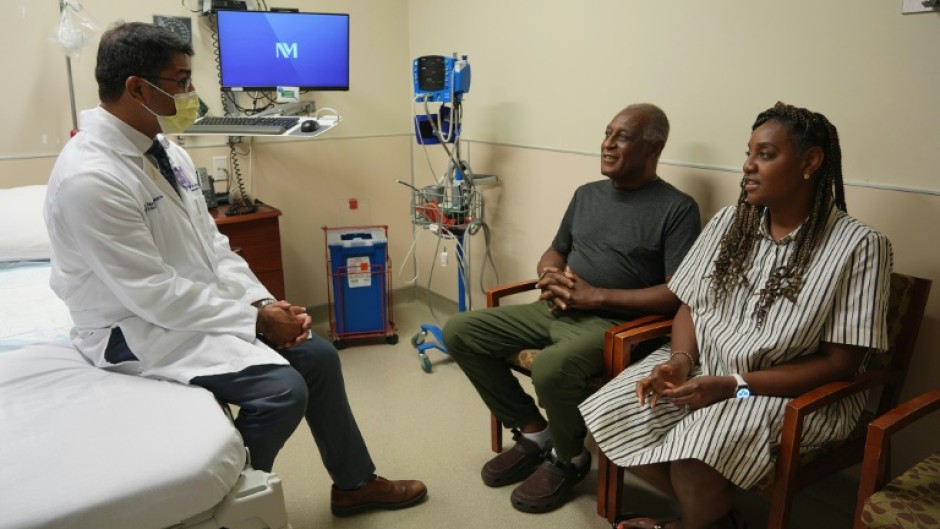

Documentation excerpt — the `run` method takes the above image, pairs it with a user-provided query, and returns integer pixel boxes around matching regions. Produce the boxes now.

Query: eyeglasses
[147,76,193,92]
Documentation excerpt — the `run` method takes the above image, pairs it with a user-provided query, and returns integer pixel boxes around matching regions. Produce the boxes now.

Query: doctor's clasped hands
[256,300,313,349]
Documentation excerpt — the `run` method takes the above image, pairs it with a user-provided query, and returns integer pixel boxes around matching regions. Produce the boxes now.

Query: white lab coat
[44,107,287,382]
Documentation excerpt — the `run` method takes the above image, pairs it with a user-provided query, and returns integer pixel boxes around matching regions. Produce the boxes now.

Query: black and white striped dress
[580,205,892,488]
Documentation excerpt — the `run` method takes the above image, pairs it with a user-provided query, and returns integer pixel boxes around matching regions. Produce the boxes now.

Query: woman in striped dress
[579,102,892,529]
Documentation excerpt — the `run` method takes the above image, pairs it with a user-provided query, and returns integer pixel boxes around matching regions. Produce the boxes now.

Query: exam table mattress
[0,342,247,529]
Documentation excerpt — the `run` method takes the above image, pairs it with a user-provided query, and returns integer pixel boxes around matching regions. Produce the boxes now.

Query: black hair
[95,21,194,103]
[710,101,845,326]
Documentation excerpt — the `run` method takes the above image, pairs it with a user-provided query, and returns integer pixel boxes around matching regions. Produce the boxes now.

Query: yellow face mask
[140,80,200,134]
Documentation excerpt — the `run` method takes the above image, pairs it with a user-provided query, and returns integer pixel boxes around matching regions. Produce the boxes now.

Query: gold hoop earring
[803,173,811,180]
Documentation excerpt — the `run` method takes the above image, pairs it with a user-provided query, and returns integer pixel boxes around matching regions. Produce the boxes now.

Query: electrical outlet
[212,156,230,182]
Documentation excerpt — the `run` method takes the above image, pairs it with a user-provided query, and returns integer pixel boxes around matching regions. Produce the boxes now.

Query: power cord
[225,137,256,215]
[180,0,201,13]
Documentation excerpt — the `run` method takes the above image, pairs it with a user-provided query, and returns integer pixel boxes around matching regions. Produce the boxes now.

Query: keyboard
[185,116,300,135]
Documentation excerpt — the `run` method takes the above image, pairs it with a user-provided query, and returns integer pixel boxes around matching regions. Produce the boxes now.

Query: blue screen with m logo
[217,11,349,91]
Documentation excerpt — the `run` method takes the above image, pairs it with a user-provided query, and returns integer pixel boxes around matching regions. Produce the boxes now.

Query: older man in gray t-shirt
[554,178,697,301]
[442,104,700,514]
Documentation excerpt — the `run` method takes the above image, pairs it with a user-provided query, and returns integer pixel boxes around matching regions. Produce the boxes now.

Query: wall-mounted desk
[209,205,285,300]
[181,115,340,138]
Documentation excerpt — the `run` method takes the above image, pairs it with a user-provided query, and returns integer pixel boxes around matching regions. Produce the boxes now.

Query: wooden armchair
[854,389,940,529]
[486,279,668,453]
[596,272,932,529]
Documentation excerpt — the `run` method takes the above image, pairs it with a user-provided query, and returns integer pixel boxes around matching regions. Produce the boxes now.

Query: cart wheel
[411,331,427,348]
[419,352,432,373]
[333,339,347,350]
[386,334,399,345]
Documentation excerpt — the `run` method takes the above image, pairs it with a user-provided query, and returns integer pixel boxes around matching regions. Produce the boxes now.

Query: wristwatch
[256,298,276,309]
[731,373,751,399]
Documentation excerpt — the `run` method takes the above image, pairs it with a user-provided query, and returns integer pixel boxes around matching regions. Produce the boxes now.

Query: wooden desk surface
[208,204,282,226]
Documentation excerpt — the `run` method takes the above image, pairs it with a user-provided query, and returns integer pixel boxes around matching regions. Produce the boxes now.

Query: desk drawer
[211,206,285,300]
[222,218,282,273]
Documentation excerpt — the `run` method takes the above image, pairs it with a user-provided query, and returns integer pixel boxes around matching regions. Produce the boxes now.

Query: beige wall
[247,136,415,306]
[408,0,940,192]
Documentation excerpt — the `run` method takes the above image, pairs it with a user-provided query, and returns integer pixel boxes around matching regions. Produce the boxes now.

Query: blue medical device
[413,55,470,145]
[413,55,471,103]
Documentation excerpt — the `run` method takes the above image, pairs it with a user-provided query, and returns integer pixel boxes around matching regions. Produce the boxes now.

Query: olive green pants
[442,300,623,462]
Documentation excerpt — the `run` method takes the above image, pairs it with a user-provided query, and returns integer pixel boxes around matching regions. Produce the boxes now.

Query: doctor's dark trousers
[188,334,376,488]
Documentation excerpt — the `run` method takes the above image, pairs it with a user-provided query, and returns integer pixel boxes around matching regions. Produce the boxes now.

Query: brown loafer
[330,475,427,517]
[510,451,591,513]
[481,429,552,487]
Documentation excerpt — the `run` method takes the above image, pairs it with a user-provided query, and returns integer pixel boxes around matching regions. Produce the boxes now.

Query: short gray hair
[626,103,669,144]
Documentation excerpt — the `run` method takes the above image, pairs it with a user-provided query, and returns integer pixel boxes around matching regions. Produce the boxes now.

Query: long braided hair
[710,102,846,326]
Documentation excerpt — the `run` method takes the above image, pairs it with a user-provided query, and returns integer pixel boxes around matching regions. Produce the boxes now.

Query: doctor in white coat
[44,21,426,517]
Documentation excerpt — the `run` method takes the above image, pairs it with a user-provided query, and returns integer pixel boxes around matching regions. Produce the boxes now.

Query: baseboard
[396,284,460,314]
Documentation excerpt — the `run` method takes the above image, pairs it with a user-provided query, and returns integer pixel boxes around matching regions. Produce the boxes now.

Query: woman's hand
[636,361,687,408]
[662,375,736,411]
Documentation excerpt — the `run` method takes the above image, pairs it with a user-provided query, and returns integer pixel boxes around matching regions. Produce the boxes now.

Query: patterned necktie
[146,140,180,196]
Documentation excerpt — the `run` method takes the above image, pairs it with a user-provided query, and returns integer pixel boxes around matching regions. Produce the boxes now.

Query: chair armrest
[854,389,940,528]
[772,369,894,496]
[787,369,894,416]
[487,279,539,308]
[604,314,671,337]
[603,317,674,380]
[867,388,940,435]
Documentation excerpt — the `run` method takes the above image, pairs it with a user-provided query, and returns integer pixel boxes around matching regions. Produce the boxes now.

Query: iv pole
[59,0,79,133]
[408,55,476,373]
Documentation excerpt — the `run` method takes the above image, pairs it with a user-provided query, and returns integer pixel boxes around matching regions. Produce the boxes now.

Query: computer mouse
[300,119,319,132]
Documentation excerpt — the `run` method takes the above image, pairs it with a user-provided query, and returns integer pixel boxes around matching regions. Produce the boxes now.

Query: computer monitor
[216,10,350,92]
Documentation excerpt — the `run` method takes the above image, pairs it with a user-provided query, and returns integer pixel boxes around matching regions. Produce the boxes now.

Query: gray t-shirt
[551,178,700,291]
